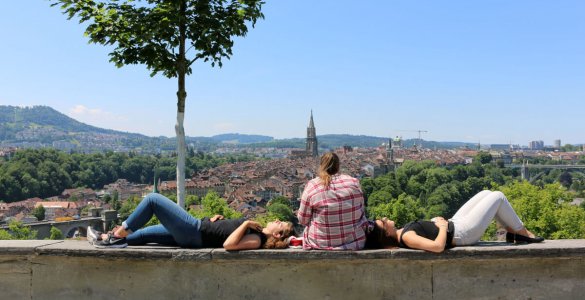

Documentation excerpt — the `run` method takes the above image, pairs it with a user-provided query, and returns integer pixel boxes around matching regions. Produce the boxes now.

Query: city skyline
[1,1,584,145]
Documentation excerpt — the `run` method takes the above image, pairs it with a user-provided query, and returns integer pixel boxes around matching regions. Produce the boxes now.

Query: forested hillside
[0,105,126,139]
[0,148,258,202]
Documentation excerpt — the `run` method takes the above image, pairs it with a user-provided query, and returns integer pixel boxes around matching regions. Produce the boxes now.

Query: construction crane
[396,130,428,148]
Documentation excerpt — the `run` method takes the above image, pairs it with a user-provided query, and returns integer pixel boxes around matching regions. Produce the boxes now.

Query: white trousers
[450,190,524,246]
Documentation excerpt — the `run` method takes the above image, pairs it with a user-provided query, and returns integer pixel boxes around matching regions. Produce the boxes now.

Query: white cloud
[69,105,127,120]
[70,105,106,117]
[67,104,128,128]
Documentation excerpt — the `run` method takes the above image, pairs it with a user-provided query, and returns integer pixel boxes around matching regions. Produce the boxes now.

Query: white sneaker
[93,234,127,248]
[87,226,101,245]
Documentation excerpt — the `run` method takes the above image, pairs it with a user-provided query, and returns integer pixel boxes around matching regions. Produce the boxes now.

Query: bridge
[505,163,585,182]
[1,210,118,239]
[506,164,585,169]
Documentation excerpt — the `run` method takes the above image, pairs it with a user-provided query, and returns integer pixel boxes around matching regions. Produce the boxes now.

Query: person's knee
[492,191,505,199]
[475,190,492,198]
[145,193,160,200]
[145,193,168,204]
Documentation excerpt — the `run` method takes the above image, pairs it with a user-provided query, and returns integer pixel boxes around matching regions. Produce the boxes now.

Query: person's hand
[432,217,448,229]
[210,215,224,222]
[246,220,263,231]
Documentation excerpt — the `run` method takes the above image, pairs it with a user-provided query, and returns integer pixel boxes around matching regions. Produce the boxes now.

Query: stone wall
[1,240,584,299]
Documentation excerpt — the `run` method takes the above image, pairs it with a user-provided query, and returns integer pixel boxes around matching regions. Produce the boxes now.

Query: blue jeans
[123,193,202,248]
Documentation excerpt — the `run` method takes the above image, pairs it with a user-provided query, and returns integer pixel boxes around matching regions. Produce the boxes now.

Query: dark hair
[318,152,340,187]
[364,220,399,249]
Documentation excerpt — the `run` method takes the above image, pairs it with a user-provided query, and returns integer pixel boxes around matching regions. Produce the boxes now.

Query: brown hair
[318,152,340,188]
[263,222,295,249]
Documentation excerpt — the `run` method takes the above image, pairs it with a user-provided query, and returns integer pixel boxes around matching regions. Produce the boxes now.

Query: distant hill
[0,105,476,152]
[2,105,99,137]
[248,134,475,149]
[0,105,147,137]
[211,133,273,144]
[0,105,171,152]
[318,134,387,148]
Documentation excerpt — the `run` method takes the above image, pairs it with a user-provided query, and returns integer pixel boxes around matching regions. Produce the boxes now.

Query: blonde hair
[318,152,340,188]
[263,222,295,249]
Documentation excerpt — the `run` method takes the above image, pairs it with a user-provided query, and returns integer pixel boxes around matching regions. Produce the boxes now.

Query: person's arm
[223,220,262,251]
[297,183,313,226]
[401,218,449,253]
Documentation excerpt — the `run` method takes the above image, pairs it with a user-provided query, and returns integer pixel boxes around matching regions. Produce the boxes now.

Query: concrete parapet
[1,240,584,299]
[89,207,102,218]
[101,210,118,232]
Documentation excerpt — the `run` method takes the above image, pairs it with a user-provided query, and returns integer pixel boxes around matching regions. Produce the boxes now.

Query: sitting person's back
[297,152,367,250]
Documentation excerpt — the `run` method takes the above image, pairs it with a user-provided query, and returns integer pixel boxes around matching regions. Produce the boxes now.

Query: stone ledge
[1,239,584,261]
[1,239,584,299]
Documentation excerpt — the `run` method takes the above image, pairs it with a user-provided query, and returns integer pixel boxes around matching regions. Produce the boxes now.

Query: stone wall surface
[0,240,584,300]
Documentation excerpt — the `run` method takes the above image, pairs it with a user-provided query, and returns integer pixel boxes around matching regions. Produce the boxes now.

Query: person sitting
[297,152,367,250]
[365,190,544,252]
[87,193,294,250]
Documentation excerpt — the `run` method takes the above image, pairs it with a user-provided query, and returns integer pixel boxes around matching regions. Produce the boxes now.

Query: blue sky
[1,1,584,145]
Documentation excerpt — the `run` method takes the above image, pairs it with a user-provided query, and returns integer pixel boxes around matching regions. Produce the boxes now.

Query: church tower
[306,110,318,157]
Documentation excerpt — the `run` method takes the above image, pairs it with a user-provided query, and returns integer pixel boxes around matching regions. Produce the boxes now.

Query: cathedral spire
[306,110,318,157]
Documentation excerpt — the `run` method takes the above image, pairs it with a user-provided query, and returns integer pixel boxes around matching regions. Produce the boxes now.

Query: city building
[490,144,511,151]
[391,136,403,149]
[306,110,318,157]
[529,140,544,150]
[35,201,79,221]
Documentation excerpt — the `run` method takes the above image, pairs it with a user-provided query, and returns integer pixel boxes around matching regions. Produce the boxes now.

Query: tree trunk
[175,1,187,208]
[175,107,186,208]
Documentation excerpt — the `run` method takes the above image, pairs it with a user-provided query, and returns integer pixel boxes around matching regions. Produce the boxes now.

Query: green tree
[111,190,121,211]
[49,226,64,240]
[102,194,112,204]
[33,205,46,221]
[367,189,393,207]
[501,181,585,239]
[6,220,37,240]
[360,177,376,200]
[0,229,13,240]
[189,191,241,219]
[267,203,294,223]
[185,194,200,207]
[475,152,493,164]
[559,171,573,188]
[53,0,265,208]
[367,193,424,227]
[118,196,141,222]
[268,196,291,207]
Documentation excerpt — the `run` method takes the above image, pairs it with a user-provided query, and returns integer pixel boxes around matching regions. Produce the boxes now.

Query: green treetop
[52,0,265,207]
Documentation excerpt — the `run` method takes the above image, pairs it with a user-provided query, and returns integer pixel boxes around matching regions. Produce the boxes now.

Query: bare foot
[114,226,129,238]
[514,228,535,238]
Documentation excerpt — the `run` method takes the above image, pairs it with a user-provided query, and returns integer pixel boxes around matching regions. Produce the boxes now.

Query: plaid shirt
[297,174,367,250]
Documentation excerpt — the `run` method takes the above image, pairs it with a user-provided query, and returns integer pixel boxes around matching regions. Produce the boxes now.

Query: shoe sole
[93,242,128,249]
[92,235,128,248]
